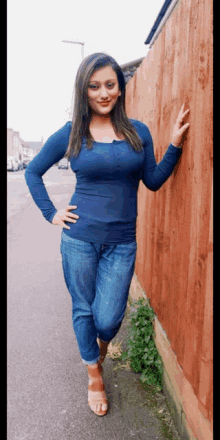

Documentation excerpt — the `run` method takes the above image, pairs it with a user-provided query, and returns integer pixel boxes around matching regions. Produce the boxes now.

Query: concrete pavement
[7,178,180,439]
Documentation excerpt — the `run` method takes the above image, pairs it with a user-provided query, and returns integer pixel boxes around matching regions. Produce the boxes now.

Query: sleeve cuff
[48,209,57,224]
[170,143,182,149]
[168,143,182,157]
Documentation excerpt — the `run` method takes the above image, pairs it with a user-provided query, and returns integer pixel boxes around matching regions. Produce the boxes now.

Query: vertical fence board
[126,0,213,423]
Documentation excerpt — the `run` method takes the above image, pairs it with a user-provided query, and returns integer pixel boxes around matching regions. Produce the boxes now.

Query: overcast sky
[7,0,165,142]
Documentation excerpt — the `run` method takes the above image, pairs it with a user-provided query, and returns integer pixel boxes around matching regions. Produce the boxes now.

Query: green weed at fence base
[125,298,163,391]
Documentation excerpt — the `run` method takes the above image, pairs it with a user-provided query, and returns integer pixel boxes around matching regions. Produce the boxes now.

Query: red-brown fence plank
[125,0,213,424]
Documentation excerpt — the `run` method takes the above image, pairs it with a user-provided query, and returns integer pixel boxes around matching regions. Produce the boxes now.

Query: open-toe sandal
[87,362,108,416]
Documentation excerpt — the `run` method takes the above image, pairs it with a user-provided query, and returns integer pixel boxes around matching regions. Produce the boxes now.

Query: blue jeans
[60,232,137,364]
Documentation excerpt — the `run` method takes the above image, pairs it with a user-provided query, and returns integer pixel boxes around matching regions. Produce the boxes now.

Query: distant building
[7,128,33,162]
[27,140,44,157]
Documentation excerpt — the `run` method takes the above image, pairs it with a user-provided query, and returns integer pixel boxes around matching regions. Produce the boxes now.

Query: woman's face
[87,66,121,116]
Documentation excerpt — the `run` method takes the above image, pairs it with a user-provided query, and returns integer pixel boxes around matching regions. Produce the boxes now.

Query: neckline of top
[81,136,126,145]
[93,139,126,144]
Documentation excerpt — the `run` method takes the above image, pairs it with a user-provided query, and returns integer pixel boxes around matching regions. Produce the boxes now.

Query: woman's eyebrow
[88,79,116,83]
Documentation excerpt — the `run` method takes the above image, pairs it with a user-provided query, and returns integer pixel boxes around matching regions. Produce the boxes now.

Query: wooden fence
[125,0,213,427]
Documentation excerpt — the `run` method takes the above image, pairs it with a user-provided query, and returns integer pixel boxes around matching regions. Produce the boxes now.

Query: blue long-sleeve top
[25,118,182,244]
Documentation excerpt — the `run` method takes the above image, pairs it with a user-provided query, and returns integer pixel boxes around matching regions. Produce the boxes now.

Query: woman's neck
[89,113,124,142]
[90,113,112,128]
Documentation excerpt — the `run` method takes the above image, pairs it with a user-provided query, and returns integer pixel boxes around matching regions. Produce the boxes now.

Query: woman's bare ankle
[87,362,102,376]
[97,338,109,364]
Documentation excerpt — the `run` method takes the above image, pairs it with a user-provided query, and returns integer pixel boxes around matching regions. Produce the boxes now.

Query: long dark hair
[66,52,143,158]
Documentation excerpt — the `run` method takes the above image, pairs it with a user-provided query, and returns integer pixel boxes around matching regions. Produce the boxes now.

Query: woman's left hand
[171,104,190,147]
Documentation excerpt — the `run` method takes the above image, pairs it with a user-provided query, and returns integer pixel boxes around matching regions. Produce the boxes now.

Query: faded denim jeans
[60,232,137,364]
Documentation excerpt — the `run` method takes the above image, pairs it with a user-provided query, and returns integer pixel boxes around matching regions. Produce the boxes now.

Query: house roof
[120,0,179,83]
[145,0,174,44]
[121,57,145,84]
[20,139,30,148]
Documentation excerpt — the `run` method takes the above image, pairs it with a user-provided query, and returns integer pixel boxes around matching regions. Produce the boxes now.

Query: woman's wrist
[171,142,182,149]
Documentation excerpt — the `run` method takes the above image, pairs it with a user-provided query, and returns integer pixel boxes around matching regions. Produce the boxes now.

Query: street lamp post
[62,40,85,60]
[62,40,85,118]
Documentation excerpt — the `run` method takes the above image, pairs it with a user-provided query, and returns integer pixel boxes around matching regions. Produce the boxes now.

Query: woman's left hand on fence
[171,104,190,147]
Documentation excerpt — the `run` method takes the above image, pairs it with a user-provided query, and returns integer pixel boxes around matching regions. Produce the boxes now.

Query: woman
[25,52,190,417]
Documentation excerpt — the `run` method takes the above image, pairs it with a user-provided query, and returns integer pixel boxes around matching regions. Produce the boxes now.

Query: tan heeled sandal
[87,362,108,416]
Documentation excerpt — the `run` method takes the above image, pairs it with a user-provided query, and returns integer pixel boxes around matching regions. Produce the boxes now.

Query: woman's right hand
[171,104,190,147]
[52,205,79,230]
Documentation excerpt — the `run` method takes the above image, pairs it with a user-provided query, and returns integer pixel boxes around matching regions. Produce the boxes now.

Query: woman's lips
[98,101,111,105]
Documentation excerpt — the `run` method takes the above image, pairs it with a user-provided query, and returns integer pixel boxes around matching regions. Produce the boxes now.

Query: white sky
[7,0,165,142]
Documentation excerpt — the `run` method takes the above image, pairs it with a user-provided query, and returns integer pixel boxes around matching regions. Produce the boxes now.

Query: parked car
[23,159,30,168]
[7,156,19,171]
[58,158,69,169]
[13,158,19,171]
[7,157,13,171]
[18,160,24,170]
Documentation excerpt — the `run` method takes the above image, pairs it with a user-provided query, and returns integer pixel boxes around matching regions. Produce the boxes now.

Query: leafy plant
[124,298,163,391]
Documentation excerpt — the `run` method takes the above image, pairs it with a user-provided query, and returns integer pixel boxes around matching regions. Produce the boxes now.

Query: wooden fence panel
[125,0,213,422]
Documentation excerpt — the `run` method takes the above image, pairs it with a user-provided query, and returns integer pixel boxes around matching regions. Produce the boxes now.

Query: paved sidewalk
[7,184,181,440]
[103,307,181,440]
